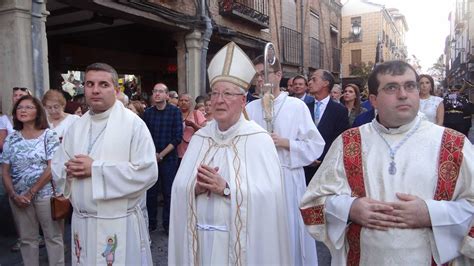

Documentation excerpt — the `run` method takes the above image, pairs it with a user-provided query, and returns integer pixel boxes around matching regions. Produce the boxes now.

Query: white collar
[316,95,330,105]
[274,91,288,104]
[372,114,422,135]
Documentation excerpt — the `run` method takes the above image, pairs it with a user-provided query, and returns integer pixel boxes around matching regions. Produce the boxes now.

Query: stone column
[0,0,49,114]
[174,32,186,95]
[184,30,202,100]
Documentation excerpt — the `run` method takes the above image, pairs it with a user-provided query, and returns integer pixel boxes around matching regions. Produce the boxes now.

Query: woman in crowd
[195,102,206,116]
[2,95,64,265]
[64,101,83,116]
[7,86,33,252]
[177,93,206,163]
[127,100,145,118]
[204,97,213,122]
[342,83,367,125]
[42,89,80,143]
[168,91,179,106]
[418,74,444,125]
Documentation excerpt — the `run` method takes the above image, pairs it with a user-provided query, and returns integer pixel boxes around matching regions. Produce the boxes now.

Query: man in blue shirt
[143,83,183,233]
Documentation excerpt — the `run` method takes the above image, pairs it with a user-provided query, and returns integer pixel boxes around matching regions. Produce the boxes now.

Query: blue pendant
[389,161,397,175]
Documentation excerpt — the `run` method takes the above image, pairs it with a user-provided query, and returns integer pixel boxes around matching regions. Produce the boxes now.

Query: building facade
[0,0,343,114]
[445,0,474,101]
[340,0,407,84]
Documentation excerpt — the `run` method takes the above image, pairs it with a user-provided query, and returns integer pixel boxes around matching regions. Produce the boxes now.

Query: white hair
[331,84,342,92]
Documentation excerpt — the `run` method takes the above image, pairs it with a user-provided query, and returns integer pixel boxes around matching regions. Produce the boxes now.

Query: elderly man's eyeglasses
[16,105,36,111]
[13,87,28,92]
[210,91,244,100]
[381,82,418,94]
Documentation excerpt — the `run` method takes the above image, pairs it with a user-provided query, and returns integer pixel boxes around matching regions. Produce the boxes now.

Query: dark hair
[12,95,49,130]
[418,74,435,95]
[341,84,363,114]
[252,55,282,72]
[319,70,335,92]
[452,84,463,91]
[128,100,145,118]
[292,74,308,86]
[308,69,335,93]
[85,62,119,87]
[64,101,82,115]
[368,60,419,96]
[195,95,207,105]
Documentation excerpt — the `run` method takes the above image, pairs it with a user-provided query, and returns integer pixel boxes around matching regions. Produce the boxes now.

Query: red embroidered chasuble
[342,128,465,266]
[300,127,467,265]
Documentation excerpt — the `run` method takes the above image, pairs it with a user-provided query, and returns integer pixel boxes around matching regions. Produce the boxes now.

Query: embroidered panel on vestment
[433,129,473,240]
[342,128,366,266]
[300,205,325,225]
[432,129,465,266]
[434,128,464,201]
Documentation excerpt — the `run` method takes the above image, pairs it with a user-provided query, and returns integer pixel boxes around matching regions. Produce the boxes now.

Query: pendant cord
[372,118,421,174]
[88,122,107,154]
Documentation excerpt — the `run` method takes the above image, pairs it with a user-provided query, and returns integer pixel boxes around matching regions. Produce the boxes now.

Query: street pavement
[0,209,170,266]
[0,206,330,266]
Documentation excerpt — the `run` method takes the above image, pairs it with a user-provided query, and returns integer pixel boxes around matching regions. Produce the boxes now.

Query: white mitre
[207,42,256,91]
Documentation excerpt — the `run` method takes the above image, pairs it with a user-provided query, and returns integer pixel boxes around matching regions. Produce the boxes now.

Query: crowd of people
[0,42,473,265]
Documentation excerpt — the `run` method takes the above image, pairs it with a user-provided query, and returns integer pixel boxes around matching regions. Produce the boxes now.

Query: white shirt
[419,95,443,124]
[298,93,308,101]
[0,115,14,134]
[314,95,331,119]
[49,114,80,141]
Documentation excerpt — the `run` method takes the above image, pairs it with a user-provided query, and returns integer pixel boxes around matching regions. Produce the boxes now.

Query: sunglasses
[12,87,28,91]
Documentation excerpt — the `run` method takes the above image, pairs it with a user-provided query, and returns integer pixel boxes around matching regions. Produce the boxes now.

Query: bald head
[153,83,168,93]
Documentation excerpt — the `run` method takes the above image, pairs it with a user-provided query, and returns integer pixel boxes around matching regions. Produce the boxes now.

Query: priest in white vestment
[300,60,474,265]
[52,63,158,265]
[246,57,325,266]
[168,42,291,265]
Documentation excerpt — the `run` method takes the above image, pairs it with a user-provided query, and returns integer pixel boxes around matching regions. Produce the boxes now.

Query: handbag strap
[44,130,57,196]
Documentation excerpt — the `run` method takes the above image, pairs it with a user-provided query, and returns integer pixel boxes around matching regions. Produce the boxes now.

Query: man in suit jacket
[292,74,315,104]
[304,69,349,184]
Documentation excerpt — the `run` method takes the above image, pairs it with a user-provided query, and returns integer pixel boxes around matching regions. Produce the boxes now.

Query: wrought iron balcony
[332,48,341,73]
[281,26,301,66]
[451,54,461,75]
[219,0,269,28]
[310,37,323,69]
